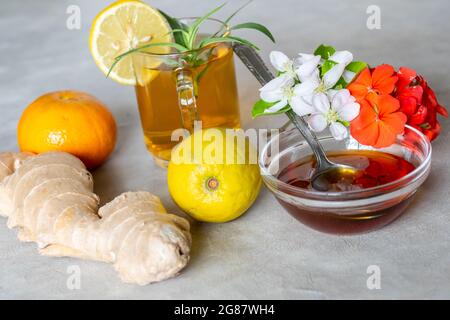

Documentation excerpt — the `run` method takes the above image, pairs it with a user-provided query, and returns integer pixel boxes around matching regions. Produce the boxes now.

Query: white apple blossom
[307,89,360,140]
[269,51,321,81]
[269,51,297,79]
[259,74,315,115]
[290,51,354,113]
[294,53,321,81]
[260,51,320,115]
[323,50,354,87]
[260,50,356,119]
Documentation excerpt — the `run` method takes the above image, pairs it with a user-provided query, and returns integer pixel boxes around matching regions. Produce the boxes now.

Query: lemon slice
[89,0,173,85]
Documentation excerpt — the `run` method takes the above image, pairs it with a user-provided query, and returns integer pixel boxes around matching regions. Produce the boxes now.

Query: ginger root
[0,151,191,285]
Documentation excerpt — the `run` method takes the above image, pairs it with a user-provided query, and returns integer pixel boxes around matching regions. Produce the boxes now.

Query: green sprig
[107,3,275,78]
[106,42,187,78]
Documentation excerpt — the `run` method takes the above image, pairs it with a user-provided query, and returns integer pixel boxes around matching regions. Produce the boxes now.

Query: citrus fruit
[167,128,262,223]
[89,0,173,85]
[18,90,117,169]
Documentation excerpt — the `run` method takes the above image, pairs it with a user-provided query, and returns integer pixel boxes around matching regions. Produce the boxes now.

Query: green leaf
[107,42,188,78]
[188,3,227,49]
[230,22,275,43]
[198,37,235,48]
[159,10,189,47]
[169,28,190,38]
[314,44,336,59]
[346,61,367,74]
[321,59,337,77]
[224,0,253,24]
[195,64,211,85]
[226,35,260,49]
[198,35,259,50]
[159,9,188,30]
[333,80,346,90]
[115,42,187,59]
[252,100,290,118]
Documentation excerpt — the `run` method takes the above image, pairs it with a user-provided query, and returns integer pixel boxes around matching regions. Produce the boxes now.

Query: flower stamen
[282,86,295,100]
[326,109,340,124]
[314,81,327,94]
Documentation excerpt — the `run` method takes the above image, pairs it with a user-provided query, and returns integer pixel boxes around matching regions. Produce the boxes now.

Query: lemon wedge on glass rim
[89,0,173,85]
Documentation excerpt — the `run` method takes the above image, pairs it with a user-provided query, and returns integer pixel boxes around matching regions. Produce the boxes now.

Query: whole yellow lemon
[167,128,262,223]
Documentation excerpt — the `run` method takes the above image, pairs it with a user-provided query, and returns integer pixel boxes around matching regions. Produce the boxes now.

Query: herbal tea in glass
[134,40,240,166]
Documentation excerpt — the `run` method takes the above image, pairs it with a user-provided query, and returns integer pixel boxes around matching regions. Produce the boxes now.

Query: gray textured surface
[0,0,449,299]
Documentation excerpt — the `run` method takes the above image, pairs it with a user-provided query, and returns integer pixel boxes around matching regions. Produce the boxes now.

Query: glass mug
[133,18,241,167]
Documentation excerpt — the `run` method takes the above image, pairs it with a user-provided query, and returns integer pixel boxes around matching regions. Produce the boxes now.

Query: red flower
[396,67,448,141]
[350,93,407,148]
[348,64,405,148]
[347,64,398,102]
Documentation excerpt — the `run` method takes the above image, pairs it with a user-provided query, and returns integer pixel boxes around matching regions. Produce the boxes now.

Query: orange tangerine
[18,90,117,169]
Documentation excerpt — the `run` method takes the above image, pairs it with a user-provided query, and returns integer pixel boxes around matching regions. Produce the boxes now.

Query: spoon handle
[285,111,331,168]
[232,43,275,85]
[232,43,331,168]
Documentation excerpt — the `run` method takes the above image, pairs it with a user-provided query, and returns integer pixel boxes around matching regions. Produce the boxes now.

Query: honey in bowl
[279,150,415,192]
[276,150,416,234]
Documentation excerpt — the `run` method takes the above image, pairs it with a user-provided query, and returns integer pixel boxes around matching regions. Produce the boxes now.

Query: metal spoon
[233,43,360,191]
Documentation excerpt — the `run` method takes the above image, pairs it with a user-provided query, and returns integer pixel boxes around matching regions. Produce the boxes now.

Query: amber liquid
[135,45,240,164]
[277,150,416,234]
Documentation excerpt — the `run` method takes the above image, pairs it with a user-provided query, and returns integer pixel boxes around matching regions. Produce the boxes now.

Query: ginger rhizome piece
[0,152,191,285]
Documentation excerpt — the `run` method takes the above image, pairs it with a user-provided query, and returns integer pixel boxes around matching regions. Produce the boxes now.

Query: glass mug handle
[175,68,198,132]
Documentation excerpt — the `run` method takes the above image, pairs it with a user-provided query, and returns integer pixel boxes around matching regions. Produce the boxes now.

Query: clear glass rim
[259,125,432,199]
[135,17,231,58]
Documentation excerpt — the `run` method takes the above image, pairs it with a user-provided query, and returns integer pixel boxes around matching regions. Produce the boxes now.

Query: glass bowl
[259,125,432,235]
